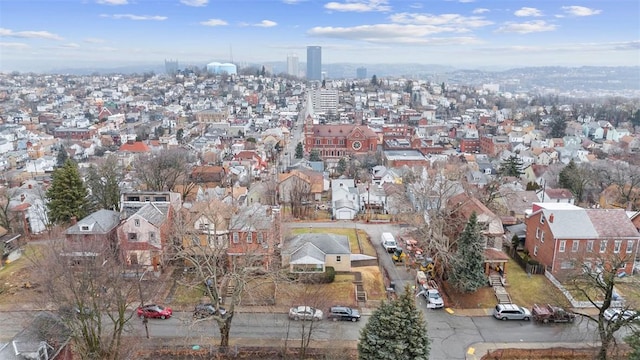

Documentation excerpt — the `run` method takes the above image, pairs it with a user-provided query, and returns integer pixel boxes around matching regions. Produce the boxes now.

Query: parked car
[137,304,172,319]
[493,304,531,321]
[328,306,361,322]
[288,306,323,321]
[604,308,638,322]
[531,304,576,323]
[193,303,227,319]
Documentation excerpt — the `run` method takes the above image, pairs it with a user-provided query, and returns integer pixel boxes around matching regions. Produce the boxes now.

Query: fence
[511,250,545,275]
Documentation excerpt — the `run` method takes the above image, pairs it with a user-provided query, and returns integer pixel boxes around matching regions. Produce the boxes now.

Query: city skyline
[0,0,639,73]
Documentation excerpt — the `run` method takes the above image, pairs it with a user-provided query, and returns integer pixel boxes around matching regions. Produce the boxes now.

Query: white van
[380,232,397,253]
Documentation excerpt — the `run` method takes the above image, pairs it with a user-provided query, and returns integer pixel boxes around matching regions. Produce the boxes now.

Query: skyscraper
[287,54,299,77]
[306,46,322,81]
[356,67,367,80]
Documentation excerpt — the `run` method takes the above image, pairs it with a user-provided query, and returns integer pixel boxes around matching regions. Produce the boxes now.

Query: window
[80,225,90,231]
[247,232,253,243]
[336,256,341,262]
[587,240,594,253]
[540,215,545,224]
[600,240,607,253]
[614,240,622,253]
[559,240,566,252]
[540,231,545,243]
[535,227,540,239]
[128,233,137,241]
[560,260,575,269]
[257,232,263,243]
[339,139,345,145]
[572,241,579,252]
[533,246,538,256]
[315,139,321,145]
[134,219,140,227]
[627,240,634,254]
[149,232,156,242]
[232,232,239,244]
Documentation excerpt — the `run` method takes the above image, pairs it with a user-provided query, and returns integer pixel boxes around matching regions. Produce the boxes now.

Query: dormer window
[539,215,545,224]
[81,225,90,231]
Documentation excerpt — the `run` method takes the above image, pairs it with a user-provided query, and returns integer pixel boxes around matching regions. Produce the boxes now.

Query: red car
[137,304,172,319]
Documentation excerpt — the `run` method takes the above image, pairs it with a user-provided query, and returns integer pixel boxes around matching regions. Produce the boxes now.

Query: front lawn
[505,259,571,308]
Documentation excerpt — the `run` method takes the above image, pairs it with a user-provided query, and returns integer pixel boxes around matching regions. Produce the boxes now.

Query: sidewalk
[465,341,600,360]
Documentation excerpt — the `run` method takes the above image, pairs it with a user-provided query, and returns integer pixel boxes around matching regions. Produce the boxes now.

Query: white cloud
[96,0,128,5]
[458,0,475,3]
[101,14,167,21]
[472,8,489,14]
[180,0,208,7]
[84,38,106,44]
[561,6,601,17]
[0,42,30,50]
[200,19,228,27]
[514,7,542,17]
[56,43,81,49]
[409,3,422,9]
[308,23,484,45]
[390,13,493,28]
[255,20,278,27]
[0,28,63,40]
[325,0,391,13]
[496,20,556,34]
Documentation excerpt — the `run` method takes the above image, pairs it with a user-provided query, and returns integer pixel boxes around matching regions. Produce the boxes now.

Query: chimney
[70,216,77,225]
[548,213,554,223]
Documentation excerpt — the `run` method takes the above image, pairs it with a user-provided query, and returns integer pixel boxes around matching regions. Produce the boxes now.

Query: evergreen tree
[358,285,430,360]
[309,149,321,162]
[56,145,68,168]
[627,329,640,360]
[46,159,90,224]
[295,142,304,159]
[336,158,347,175]
[558,159,588,202]
[548,116,567,138]
[449,212,486,293]
[498,155,524,177]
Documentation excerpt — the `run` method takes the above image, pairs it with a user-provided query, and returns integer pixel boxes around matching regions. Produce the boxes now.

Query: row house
[525,203,640,280]
[228,203,281,271]
[480,135,511,157]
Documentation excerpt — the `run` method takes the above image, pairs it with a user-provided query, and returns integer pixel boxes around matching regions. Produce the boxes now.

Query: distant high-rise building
[356,67,367,80]
[287,54,299,77]
[306,46,322,81]
[165,59,179,75]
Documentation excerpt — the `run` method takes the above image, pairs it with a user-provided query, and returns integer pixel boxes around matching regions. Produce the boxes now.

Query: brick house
[118,192,181,272]
[524,203,640,280]
[63,209,121,262]
[227,203,281,271]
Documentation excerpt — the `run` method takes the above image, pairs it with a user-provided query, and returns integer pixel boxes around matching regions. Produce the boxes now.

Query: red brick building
[459,137,480,153]
[525,203,640,280]
[480,135,510,156]
[304,124,378,158]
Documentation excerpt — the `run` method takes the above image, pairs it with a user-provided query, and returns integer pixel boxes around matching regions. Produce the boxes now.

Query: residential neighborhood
[0,68,639,360]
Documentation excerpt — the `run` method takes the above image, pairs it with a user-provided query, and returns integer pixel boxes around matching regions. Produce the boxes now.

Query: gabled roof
[66,209,120,235]
[134,203,169,226]
[289,242,326,264]
[538,208,639,239]
[118,141,150,153]
[285,233,351,256]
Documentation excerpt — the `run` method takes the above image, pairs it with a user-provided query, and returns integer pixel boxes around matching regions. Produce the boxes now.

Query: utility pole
[137,268,150,339]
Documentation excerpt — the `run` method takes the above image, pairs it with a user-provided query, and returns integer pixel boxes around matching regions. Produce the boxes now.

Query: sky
[0,0,639,73]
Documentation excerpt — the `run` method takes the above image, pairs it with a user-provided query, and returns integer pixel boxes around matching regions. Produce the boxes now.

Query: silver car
[493,304,531,321]
[288,306,323,321]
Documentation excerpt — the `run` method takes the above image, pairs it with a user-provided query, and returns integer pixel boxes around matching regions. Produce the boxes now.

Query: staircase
[490,275,512,304]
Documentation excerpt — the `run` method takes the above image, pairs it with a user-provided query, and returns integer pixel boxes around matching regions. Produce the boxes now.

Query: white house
[331,179,359,220]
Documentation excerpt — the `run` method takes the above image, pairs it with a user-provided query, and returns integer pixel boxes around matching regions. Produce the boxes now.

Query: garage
[336,209,353,220]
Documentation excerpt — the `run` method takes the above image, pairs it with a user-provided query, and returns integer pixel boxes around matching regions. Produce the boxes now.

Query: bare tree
[31,239,139,359]
[569,253,640,360]
[135,149,194,193]
[593,160,640,210]
[171,200,279,349]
